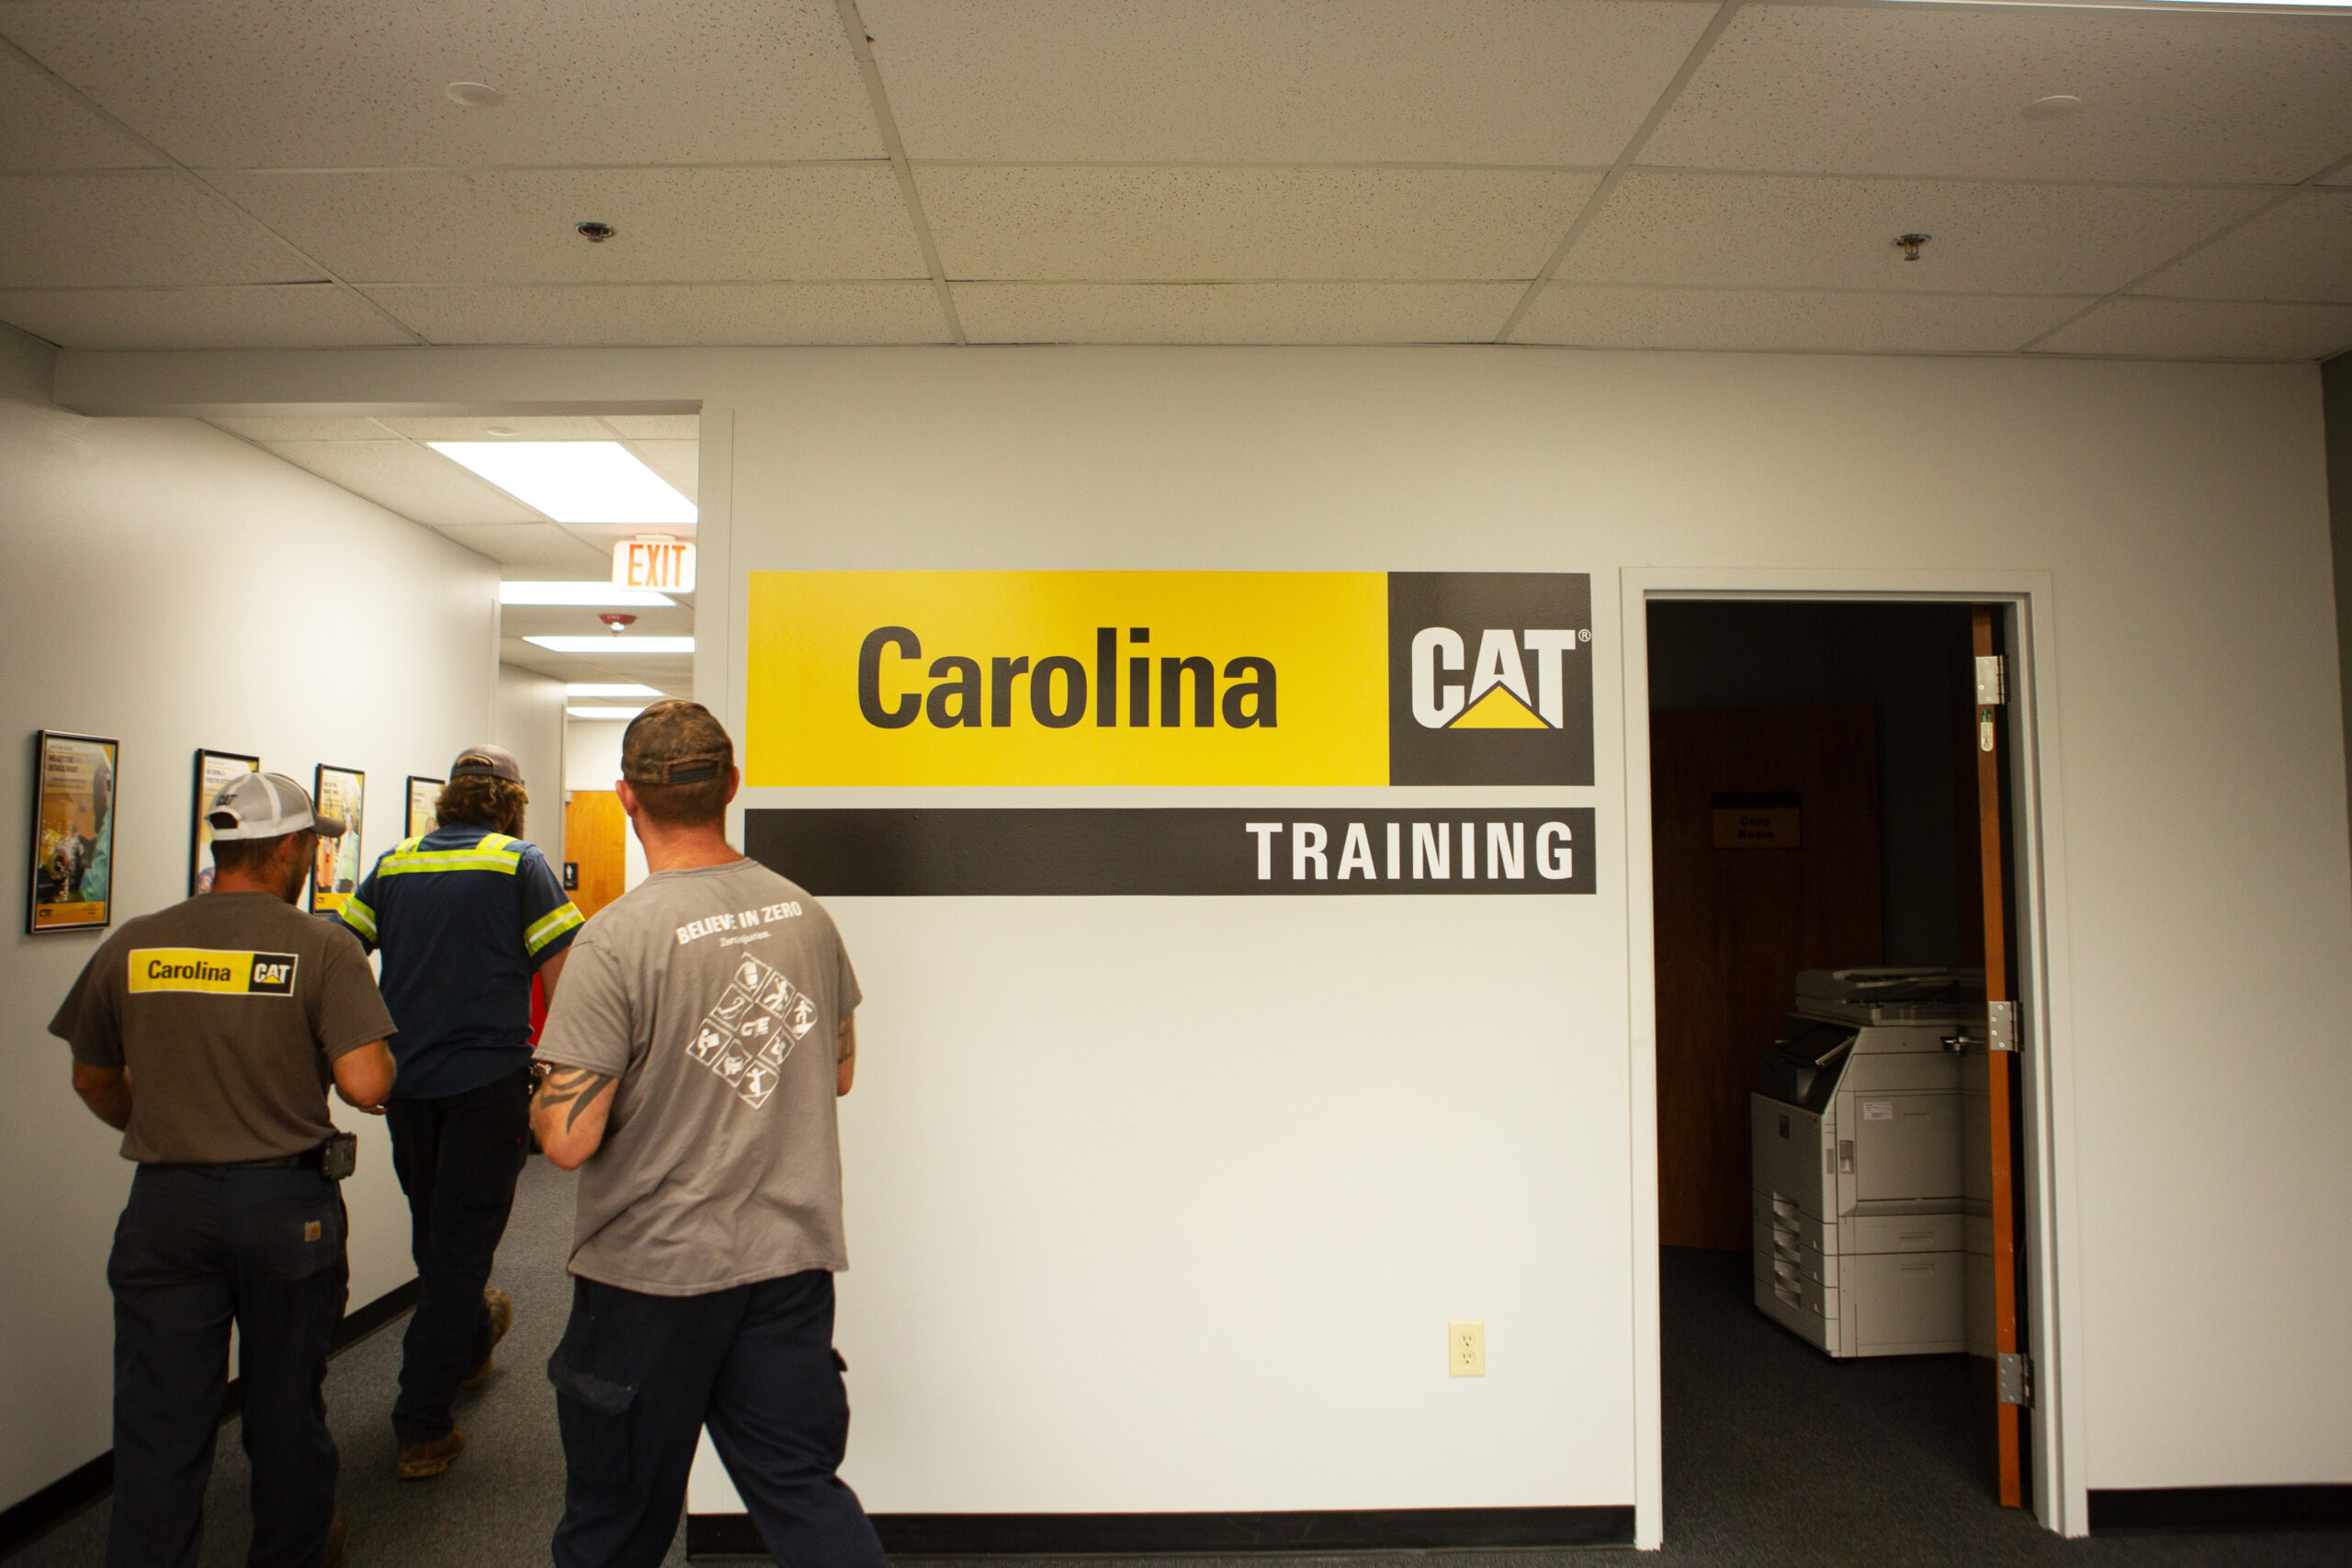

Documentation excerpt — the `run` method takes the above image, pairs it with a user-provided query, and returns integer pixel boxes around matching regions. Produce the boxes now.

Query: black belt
[177,1145,330,1171]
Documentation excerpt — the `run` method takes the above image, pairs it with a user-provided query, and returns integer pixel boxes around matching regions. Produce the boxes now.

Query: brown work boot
[459,1288,514,1390]
[323,1516,348,1568]
[396,1426,465,1481]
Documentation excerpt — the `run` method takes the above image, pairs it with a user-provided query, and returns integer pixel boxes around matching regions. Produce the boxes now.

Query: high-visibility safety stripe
[379,831,523,877]
[526,902,585,955]
[340,897,379,941]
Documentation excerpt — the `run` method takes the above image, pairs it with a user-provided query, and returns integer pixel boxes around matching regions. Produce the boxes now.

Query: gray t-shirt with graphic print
[536,857,861,1297]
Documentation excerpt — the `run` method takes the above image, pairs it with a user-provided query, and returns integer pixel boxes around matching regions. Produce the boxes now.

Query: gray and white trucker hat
[207,772,346,840]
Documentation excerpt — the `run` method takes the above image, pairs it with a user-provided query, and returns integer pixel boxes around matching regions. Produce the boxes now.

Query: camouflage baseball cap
[621,699,734,784]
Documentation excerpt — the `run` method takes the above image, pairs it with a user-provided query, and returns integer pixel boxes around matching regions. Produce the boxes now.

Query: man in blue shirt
[337,744,582,1480]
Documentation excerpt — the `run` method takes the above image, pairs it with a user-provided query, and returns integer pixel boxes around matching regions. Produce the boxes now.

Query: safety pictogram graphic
[684,953,820,1109]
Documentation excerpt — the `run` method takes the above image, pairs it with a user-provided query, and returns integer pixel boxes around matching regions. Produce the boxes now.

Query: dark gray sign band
[745,808,1597,897]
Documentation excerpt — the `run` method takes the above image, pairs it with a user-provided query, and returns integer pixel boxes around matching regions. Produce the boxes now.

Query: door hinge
[1997,1351,2035,1407]
[1987,999,2018,1053]
[1976,654,2007,705]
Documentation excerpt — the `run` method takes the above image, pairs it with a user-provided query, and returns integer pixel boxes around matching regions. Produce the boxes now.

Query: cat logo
[247,954,299,996]
[1387,573,1594,785]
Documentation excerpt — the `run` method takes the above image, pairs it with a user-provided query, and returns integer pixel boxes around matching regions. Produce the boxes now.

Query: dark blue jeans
[548,1269,888,1568]
[106,1164,347,1568]
[385,1066,529,1442]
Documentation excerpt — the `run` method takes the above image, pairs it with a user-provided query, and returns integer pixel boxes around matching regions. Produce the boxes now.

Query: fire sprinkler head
[1894,232,1932,262]
[600,613,637,634]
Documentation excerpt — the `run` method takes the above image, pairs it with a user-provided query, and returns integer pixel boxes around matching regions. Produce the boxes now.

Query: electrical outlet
[1449,1320,1485,1377]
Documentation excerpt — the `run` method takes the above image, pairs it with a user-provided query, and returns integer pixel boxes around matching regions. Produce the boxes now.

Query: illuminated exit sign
[615,536,695,593]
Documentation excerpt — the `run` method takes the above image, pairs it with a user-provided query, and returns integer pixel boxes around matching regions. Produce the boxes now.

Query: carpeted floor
[13,1192,2347,1565]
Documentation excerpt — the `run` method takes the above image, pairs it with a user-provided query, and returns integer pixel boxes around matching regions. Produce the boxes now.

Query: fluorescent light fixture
[567,705,650,720]
[526,636,695,654]
[501,581,675,607]
[431,441,696,525]
[566,682,664,697]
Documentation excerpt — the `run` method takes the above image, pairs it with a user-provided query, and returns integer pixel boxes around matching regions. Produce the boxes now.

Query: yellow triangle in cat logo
[1450,685,1550,729]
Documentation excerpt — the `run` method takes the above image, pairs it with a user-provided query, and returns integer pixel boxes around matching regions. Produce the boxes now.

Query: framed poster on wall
[28,730,119,933]
[406,776,443,840]
[190,749,260,894]
[310,764,365,914]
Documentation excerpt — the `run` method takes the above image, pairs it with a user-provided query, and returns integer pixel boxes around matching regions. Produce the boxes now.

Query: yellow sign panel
[746,571,1389,786]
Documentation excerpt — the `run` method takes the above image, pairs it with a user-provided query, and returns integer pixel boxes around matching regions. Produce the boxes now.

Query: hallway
[15,1182,2349,1567]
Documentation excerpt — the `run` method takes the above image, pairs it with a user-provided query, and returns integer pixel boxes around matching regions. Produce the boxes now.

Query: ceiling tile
[0,0,878,167]
[2135,190,2352,303]
[380,415,619,441]
[1556,172,2269,296]
[0,43,164,170]
[363,282,949,345]
[260,439,544,525]
[1512,285,2086,354]
[2032,298,2352,361]
[0,283,410,348]
[0,171,320,287]
[600,414,700,440]
[1643,6,2352,185]
[626,439,698,503]
[441,525,609,575]
[209,415,401,442]
[922,166,1600,282]
[211,166,923,287]
[955,282,1521,344]
[863,0,1712,164]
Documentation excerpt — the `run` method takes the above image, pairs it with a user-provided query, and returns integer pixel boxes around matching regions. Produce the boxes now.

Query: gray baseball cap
[449,742,523,782]
[208,772,345,840]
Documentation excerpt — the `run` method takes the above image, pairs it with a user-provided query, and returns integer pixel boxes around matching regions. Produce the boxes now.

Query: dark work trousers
[106,1164,347,1568]
[548,1269,888,1568]
[384,1067,529,1442]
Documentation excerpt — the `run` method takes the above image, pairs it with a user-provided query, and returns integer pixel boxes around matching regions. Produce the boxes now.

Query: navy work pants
[548,1269,888,1568]
[384,1066,529,1441]
[106,1164,347,1568]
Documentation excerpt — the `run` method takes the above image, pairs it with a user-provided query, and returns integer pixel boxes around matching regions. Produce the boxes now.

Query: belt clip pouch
[321,1132,358,1181]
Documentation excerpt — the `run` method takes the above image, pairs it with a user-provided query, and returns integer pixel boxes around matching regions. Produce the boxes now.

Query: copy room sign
[744,570,1594,787]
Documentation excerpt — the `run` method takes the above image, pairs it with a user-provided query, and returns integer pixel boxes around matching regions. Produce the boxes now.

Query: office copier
[1751,967,1984,1358]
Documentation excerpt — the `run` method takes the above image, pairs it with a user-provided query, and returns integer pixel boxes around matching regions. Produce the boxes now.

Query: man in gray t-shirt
[531,702,887,1568]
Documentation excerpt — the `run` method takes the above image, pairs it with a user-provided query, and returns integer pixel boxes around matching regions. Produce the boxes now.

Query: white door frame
[1618,568,2086,1545]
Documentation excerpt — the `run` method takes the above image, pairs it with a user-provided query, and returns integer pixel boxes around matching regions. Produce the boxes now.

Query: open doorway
[1645,597,2044,1552]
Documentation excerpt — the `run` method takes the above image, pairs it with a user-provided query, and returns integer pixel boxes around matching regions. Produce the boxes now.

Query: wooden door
[1652,705,1883,1251]
[563,790,628,919]
[1962,606,2030,1508]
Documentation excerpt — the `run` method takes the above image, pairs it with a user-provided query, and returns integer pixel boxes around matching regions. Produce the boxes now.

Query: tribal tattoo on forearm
[536,1065,616,1132]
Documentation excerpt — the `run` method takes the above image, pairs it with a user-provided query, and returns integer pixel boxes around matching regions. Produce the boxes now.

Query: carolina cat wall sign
[745,571,1593,787]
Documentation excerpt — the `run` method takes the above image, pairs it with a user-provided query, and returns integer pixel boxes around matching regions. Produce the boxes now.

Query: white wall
[564,717,646,891]
[0,324,501,1512]
[494,663,567,860]
[51,344,2352,1534]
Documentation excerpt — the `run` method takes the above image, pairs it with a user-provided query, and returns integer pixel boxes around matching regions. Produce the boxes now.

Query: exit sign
[615,537,695,592]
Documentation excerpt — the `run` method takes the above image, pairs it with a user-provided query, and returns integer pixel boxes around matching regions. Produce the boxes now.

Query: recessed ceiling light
[500,581,675,607]
[2022,95,2081,121]
[567,705,650,720]
[446,82,503,108]
[566,682,664,697]
[431,441,695,525]
[525,636,695,654]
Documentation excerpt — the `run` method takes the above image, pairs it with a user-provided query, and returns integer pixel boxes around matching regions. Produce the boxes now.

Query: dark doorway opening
[1646,599,2032,1554]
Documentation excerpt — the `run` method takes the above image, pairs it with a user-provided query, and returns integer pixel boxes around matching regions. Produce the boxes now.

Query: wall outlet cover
[1449,1320,1485,1377]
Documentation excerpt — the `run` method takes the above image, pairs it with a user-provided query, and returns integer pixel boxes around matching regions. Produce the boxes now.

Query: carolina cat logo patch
[128,949,300,996]
[683,953,819,1109]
